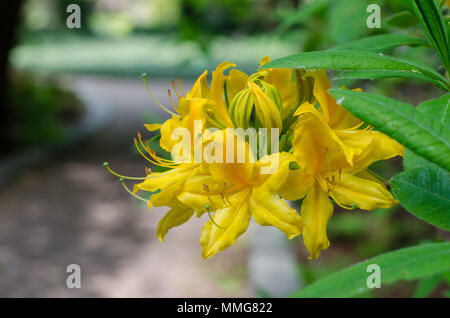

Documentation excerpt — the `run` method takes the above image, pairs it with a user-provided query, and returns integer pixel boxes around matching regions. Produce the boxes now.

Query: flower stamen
[120,178,149,203]
[103,162,147,180]
[142,73,179,117]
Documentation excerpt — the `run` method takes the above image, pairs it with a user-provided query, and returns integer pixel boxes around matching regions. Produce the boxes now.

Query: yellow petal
[188,70,210,99]
[144,123,161,132]
[249,82,283,130]
[133,164,197,208]
[264,68,300,119]
[157,205,194,242]
[249,155,303,238]
[160,116,184,152]
[293,103,350,173]
[278,168,314,201]
[200,190,252,259]
[349,131,404,173]
[226,69,248,103]
[301,182,334,259]
[335,129,374,165]
[305,71,360,129]
[331,172,398,210]
[207,130,258,186]
[210,62,235,127]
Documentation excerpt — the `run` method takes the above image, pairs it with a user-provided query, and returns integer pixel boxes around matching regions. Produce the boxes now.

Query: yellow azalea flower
[110,59,404,261]
[175,131,303,259]
[286,70,404,259]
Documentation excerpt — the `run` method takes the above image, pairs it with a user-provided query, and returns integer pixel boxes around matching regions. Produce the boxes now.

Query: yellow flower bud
[228,79,283,131]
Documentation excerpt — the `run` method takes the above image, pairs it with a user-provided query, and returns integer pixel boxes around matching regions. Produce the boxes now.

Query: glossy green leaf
[403,94,449,170]
[412,0,450,71]
[294,242,450,297]
[331,34,427,52]
[332,69,448,90]
[391,165,450,231]
[417,93,450,125]
[263,51,449,91]
[329,88,450,171]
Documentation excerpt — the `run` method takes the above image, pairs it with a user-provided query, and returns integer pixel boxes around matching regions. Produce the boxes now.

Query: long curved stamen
[206,204,224,229]
[178,76,185,96]
[142,73,179,117]
[168,90,179,113]
[120,178,149,203]
[134,137,162,166]
[171,80,180,98]
[330,193,354,210]
[203,183,214,206]
[136,133,178,168]
[103,162,147,180]
[366,168,389,184]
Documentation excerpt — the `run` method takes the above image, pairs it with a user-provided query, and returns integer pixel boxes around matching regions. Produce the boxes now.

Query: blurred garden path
[0,76,250,297]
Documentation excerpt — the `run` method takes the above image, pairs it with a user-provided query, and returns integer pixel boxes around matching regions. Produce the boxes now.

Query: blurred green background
[0,0,448,298]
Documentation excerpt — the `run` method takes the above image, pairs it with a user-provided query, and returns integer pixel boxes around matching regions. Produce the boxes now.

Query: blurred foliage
[11,33,298,77]
[8,72,82,149]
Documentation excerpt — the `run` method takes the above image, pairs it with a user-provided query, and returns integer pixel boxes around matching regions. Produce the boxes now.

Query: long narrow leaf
[333,69,448,90]
[263,51,449,91]
[329,88,450,171]
[412,0,450,71]
[331,34,427,52]
[294,242,450,297]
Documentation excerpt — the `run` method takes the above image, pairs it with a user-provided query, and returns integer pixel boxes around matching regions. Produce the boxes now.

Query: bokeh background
[0,0,448,297]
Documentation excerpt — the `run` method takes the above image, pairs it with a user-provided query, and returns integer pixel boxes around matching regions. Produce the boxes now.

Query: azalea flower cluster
[106,57,404,259]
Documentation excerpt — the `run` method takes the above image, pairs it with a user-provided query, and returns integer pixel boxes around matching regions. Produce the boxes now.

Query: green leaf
[263,50,449,91]
[404,94,450,170]
[294,242,450,297]
[329,88,450,171]
[391,165,450,231]
[331,34,427,52]
[332,69,448,90]
[386,11,419,28]
[417,93,450,126]
[403,148,432,170]
[412,0,450,71]
[413,274,442,298]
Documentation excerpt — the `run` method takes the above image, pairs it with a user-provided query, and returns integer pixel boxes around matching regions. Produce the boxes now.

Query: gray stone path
[0,76,250,297]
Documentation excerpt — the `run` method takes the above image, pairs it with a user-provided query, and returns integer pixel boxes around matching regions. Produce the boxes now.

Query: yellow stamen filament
[103,162,147,180]
[205,204,224,229]
[330,193,354,210]
[203,183,214,206]
[367,169,389,184]
[168,90,179,113]
[135,132,178,168]
[178,76,185,96]
[142,73,179,117]
[171,80,180,98]
[220,193,230,207]
[120,178,149,203]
